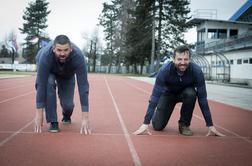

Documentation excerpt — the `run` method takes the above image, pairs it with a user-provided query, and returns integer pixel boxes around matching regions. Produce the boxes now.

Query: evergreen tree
[19,0,50,63]
[99,1,120,73]
[116,0,135,73]
[126,0,154,74]
[99,0,135,73]
[162,0,191,50]
[99,0,191,74]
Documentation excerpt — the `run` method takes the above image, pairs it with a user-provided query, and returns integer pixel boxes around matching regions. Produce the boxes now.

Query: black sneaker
[179,123,193,136]
[62,116,71,124]
[48,122,60,133]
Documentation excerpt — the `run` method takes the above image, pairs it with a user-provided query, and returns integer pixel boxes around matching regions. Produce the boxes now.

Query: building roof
[187,18,252,26]
[229,0,252,21]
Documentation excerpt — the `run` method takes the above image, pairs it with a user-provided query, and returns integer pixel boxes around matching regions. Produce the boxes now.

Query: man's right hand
[133,124,151,135]
[34,108,44,133]
[80,112,91,135]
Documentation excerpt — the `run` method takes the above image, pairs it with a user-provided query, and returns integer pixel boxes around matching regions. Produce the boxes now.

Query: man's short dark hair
[54,35,71,46]
[173,45,191,58]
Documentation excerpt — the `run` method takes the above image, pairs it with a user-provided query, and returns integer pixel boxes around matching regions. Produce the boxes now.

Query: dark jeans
[45,74,75,123]
[152,87,196,131]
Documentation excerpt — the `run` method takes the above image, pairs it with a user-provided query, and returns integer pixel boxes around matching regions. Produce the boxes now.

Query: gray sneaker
[48,122,60,133]
[179,124,193,136]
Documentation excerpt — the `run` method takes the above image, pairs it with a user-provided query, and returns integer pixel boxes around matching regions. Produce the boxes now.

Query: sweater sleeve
[194,66,213,126]
[35,44,52,109]
[143,70,167,124]
[75,48,89,112]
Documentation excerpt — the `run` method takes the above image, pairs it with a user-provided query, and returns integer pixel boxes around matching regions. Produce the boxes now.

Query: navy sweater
[35,42,89,112]
[144,62,213,126]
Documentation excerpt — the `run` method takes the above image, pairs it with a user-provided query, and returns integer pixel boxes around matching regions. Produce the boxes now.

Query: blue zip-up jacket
[35,42,89,112]
[144,62,213,126]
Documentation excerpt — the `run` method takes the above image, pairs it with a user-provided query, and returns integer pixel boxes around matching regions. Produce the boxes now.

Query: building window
[230,29,238,38]
[243,59,249,64]
[230,59,233,65]
[208,29,218,39]
[237,59,242,64]
[218,29,227,39]
[249,58,252,64]
[198,28,205,42]
[208,29,227,39]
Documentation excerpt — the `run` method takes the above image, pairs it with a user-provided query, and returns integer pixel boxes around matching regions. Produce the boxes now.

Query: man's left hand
[34,108,44,133]
[206,126,225,137]
[80,112,91,135]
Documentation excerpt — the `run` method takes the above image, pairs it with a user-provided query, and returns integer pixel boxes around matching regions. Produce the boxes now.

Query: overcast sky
[0,0,247,49]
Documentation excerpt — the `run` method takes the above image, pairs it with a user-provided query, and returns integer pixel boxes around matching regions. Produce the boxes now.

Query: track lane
[0,74,137,166]
[0,74,252,166]
[104,75,252,166]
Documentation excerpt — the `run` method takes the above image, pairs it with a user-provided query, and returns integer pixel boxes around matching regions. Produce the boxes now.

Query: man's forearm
[36,108,44,118]
[143,102,156,124]
[198,98,213,126]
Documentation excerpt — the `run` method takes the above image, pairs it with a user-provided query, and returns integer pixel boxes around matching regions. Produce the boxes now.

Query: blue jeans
[45,74,75,123]
[152,87,196,131]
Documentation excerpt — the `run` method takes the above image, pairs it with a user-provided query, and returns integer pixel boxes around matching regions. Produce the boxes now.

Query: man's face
[173,51,190,72]
[53,43,72,63]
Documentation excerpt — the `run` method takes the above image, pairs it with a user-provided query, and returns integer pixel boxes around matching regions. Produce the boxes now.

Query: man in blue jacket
[34,35,90,134]
[134,45,224,136]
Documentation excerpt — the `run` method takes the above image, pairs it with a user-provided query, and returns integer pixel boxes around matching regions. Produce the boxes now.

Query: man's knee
[61,103,74,111]
[152,121,165,131]
[152,114,167,131]
[63,105,74,111]
[47,75,56,90]
[183,87,196,101]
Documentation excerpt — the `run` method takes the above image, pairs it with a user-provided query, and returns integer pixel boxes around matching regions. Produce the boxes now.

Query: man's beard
[58,58,66,63]
[57,56,67,63]
[176,64,188,72]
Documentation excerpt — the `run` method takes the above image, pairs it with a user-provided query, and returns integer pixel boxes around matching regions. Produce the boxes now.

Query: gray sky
[0,0,247,49]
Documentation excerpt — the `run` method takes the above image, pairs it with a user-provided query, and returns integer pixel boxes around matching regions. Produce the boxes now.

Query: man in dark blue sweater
[34,35,90,134]
[134,45,224,136]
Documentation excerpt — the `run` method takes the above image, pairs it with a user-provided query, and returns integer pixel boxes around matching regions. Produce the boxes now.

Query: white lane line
[0,131,35,134]
[0,120,34,147]
[124,80,151,95]
[0,91,34,104]
[125,79,252,145]
[104,76,142,166]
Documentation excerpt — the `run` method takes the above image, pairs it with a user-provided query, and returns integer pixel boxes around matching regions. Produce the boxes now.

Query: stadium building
[188,0,252,86]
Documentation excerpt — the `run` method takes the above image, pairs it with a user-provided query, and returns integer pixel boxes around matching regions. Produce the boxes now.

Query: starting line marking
[0,130,251,140]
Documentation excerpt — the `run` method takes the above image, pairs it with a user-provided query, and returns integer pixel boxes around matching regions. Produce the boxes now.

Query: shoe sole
[48,129,60,133]
[62,121,71,124]
[179,132,193,136]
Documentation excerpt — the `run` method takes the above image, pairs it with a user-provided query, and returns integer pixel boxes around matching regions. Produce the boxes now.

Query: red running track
[0,74,251,166]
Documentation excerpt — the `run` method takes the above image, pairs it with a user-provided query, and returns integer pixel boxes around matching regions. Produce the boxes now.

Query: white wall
[203,49,252,85]
[227,50,252,79]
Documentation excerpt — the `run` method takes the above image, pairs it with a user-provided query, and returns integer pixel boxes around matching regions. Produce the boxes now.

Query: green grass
[0,71,36,77]
[0,71,149,78]
[118,73,150,77]
[87,72,150,77]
